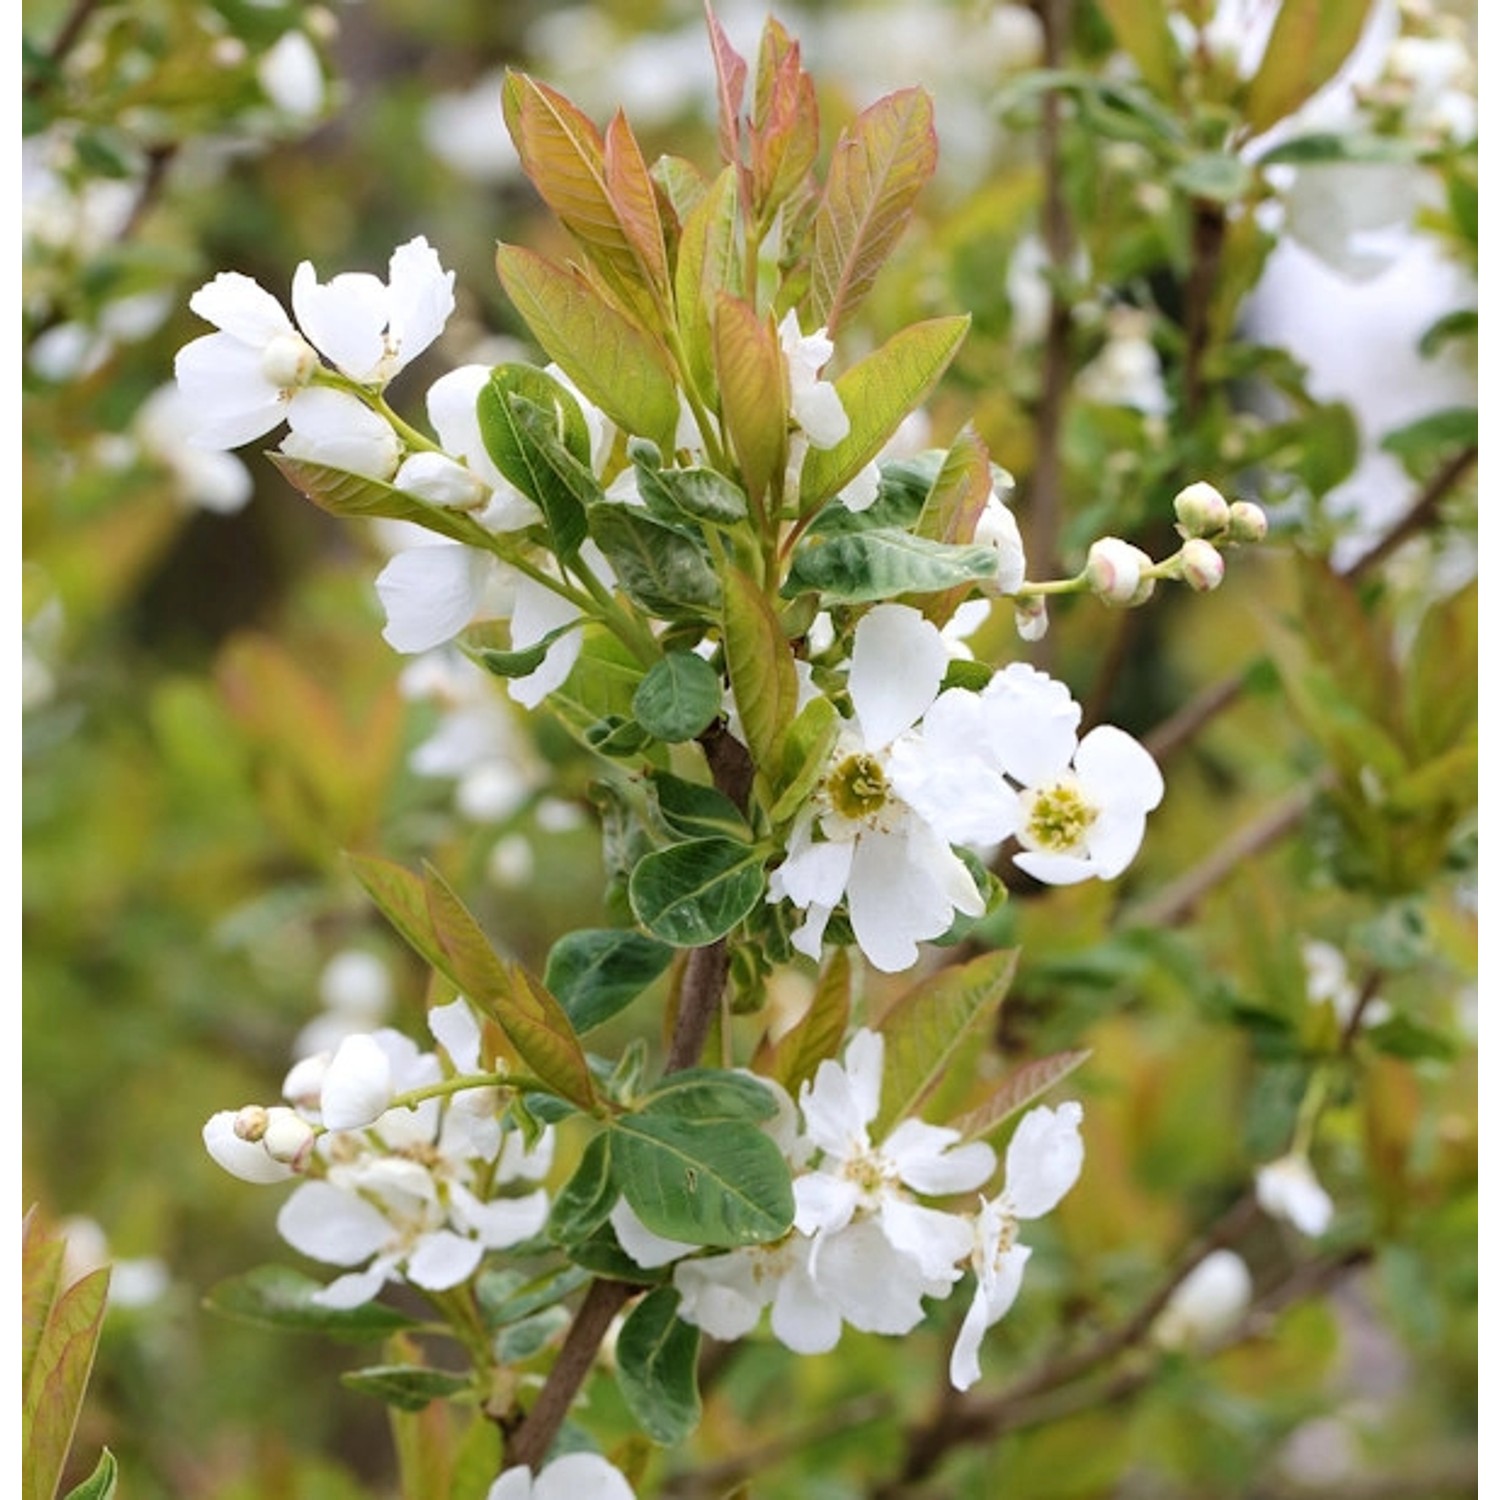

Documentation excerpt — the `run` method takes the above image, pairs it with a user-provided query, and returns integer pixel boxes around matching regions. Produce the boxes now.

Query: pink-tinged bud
[1179,538,1225,592]
[260,332,318,391]
[1172,481,1230,537]
[261,1106,317,1167]
[1227,501,1268,543]
[233,1105,270,1142]
[1085,538,1155,606]
[1015,595,1049,641]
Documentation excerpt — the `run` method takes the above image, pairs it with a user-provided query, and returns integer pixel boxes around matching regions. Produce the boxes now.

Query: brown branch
[1182,202,1227,422]
[25,0,102,91]
[1342,443,1477,582]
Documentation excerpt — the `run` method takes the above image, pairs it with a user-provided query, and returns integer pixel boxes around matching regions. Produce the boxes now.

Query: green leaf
[651,770,751,841]
[1259,131,1424,166]
[549,1133,619,1244]
[798,318,970,509]
[1243,0,1376,135]
[423,866,599,1110]
[641,1069,779,1123]
[472,621,579,680]
[948,1049,1093,1141]
[750,19,820,222]
[629,837,768,947]
[21,1210,63,1396]
[203,1266,420,1341]
[808,88,938,337]
[753,949,851,1095]
[611,1113,794,1246]
[915,428,996,625]
[1364,1015,1458,1063]
[722,567,799,787]
[1416,309,1477,359]
[632,652,725,742]
[62,1449,117,1500]
[635,461,749,526]
[615,1286,702,1445]
[589,503,722,619]
[544,929,676,1034]
[873,949,1019,1136]
[270,454,489,546]
[1170,152,1253,204]
[674,167,743,400]
[652,153,710,223]
[1379,407,1478,476]
[496,1305,572,1364]
[1095,0,1179,98]
[714,294,787,506]
[767,695,840,823]
[784,528,999,604]
[342,1365,472,1412]
[476,1264,592,1329]
[495,243,678,447]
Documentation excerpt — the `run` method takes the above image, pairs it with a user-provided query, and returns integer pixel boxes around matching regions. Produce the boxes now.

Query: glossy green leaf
[342,1364,472,1412]
[722,567,799,786]
[348,853,456,983]
[203,1265,420,1341]
[629,837,767,947]
[611,1112,794,1246]
[549,1133,619,1244]
[798,317,969,509]
[808,88,938,337]
[475,1264,592,1329]
[269,455,488,546]
[873,948,1019,1136]
[651,770,751,841]
[948,1049,1093,1141]
[21,1210,63,1395]
[915,427,995,625]
[753,948,851,1095]
[62,1449,117,1500]
[642,1069,779,1122]
[652,153,710,223]
[472,621,578,681]
[1095,0,1179,98]
[616,1286,702,1445]
[589,503,722,619]
[1380,407,1478,476]
[544,928,676,1034]
[632,652,725,742]
[635,461,749,526]
[495,243,679,447]
[783,528,999,604]
[749,22,819,223]
[714,294,786,506]
[705,0,749,176]
[1244,0,1375,134]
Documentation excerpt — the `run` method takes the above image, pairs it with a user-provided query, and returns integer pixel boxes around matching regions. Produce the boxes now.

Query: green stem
[387,1071,547,1112]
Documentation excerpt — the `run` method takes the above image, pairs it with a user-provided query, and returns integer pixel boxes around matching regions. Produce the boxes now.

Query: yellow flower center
[826,752,890,822]
[1020,779,1098,854]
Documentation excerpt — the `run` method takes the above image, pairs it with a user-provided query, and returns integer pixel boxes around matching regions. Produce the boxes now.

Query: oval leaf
[203,1266,420,1341]
[783,528,999,604]
[341,1364,472,1412]
[629,838,767,947]
[616,1286,702,1445]
[632,652,725,742]
[544,929,676,1034]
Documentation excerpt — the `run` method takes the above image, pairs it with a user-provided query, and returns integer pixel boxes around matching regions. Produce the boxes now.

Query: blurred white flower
[488,1453,636,1500]
[1256,1153,1335,1237]
[1152,1249,1253,1351]
[257,31,325,120]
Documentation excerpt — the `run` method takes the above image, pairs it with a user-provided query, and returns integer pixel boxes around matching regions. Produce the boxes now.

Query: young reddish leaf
[502,72,659,328]
[23,1260,110,1500]
[652,154,711,224]
[605,110,671,298]
[916,426,994,626]
[21,1208,63,1395]
[1095,0,1179,100]
[496,243,680,449]
[750,28,819,224]
[872,948,1018,1136]
[348,852,455,983]
[674,167,743,403]
[798,315,969,511]
[422,864,595,1108]
[704,0,749,179]
[713,293,787,506]
[948,1050,1093,1142]
[753,949,851,1095]
[1243,0,1375,135]
[808,87,938,337]
[722,566,799,787]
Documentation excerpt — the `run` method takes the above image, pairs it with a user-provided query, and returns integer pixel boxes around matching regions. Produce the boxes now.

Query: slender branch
[1182,202,1227,422]
[25,0,102,91]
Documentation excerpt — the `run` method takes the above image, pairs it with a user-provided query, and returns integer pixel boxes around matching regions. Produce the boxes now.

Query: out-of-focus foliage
[23,1,1475,1498]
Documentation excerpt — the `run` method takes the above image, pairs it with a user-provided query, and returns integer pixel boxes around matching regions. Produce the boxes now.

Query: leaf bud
[1179,538,1226,592]
[1172,480,1230,538]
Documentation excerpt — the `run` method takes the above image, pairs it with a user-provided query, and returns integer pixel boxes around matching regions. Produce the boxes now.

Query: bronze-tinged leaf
[915,426,994,626]
[496,243,679,448]
[807,88,938,337]
[502,71,659,328]
[753,949,851,1095]
[605,110,671,298]
[21,1209,63,1396]
[1095,0,1179,99]
[674,167,742,403]
[948,1050,1093,1142]
[348,852,455,983]
[23,1262,110,1500]
[713,293,787,507]
[1243,0,1375,135]
[705,0,749,178]
[750,30,819,224]
[722,567,799,787]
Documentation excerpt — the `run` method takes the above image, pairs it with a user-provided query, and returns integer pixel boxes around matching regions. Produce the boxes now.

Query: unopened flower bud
[1152,1250,1252,1351]
[1256,1153,1334,1237]
[203,1110,295,1184]
[233,1105,270,1142]
[1179,538,1225,592]
[320,1033,394,1131]
[1085,538,1156,606]
[261,1106,316,1166]
[1226,501,1268,544]
[282,1052,328,1110]
[394,451,489,511]
[261,332,319,391]
[1173,481,1230,537]
[1015,595,1049,641]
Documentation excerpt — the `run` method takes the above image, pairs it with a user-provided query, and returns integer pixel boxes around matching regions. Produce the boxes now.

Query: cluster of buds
[1082,482,1268,607]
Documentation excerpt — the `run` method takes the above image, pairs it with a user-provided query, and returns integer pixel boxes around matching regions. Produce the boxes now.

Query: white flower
[1076,311,1168,416]
[203,1110,296,1184]
[281,386,400,479]
[320,1033,397,1131]
[1085,537,1156,606]
[488,1454,636,1500]
[950,1101,1083,1391]
[674,1232,841,1354]
[257,31,325,120]
[134,384,254,513]
[1256,1153,1334,1237]
[769,604,1014,972]
[974,482,1027,595]
[779,311,850,449]
[1152,1249,1252,1351]
[796,1031,995,1320]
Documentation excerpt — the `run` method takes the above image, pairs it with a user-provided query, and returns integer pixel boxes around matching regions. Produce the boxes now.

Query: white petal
[427,997,482,1072]
[674,1252,767,1341]
[814,1219,935,1335]
[384,237,455,374]
[611,1200,695,1269]
[291,264,388,381]
[534,1454,637,1500]
[1074,725,1164,813]
[312,1260,394,1309]
[1004,1102,1084,1220]
[1082,806,1149,880]
[792,1171,861,1238]
[174,334,286,447]
[848,604,947,749]
[202,1111,294,1184]
[488,1468,536,1500]
[277,1181,392,1265]
[839,462,881,512]
[982,664,1080,788]
[189,271,294,346]
[1255,1155,1334,1237]
[884,1119,997,1196]
[451,1183,550,1249]
[846,826,978,975]
[396,451,488,509]
[257,31,324,118]
[427,365,492,466]
[1152,1249,1252,1350]
[792,380,851,449]
[769,1254,844,1354]
[375,544,487,654]
[321,1033,395,1130]
[406,1229,484,1290]
[772,831,855,911]
[1012,849,1096,886]
[878,1198,972,1281]
[949,1242,1031,1390]
[281,388,400,479]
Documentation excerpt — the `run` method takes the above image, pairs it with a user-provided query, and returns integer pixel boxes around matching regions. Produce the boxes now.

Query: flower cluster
[610,1028,1084,1392]
[204,998,552,1308]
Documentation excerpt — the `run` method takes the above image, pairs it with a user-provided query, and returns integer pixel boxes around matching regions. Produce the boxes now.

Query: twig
[1182,201,1227,421]
[25,0,102,91]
